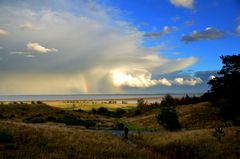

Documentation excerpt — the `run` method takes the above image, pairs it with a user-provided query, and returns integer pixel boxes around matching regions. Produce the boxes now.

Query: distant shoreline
[0,93,203,102]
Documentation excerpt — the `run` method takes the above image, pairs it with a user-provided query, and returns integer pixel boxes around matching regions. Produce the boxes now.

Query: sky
[0,0,239,95]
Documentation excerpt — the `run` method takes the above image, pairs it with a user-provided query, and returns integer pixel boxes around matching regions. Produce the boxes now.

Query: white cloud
[159,78,172,87]
[0,29,8,36]
[10,51,32,55]
[110,70,202,88]
[209,75,216,80]
[24,54,35,58]
[0,1,198,94]
[27,42,58,53]
[174,77,202,86]
[18,23,33,29]
[110,70,172,88]
[0,46,3,49]
[144,26,176,38]
[170,0,193,8]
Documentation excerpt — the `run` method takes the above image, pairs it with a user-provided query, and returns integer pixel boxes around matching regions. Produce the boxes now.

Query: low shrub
[4,143,16,150]
[24,114,47,123]
[0,129,13,143]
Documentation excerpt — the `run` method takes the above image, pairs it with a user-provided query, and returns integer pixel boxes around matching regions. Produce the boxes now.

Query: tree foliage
[156,94,181,131]
[207,54,240,121]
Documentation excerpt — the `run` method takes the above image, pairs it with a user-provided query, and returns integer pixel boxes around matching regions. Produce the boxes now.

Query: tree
[157,94,181,131]
[207,54,240,121]
[156,106,181,131]
[160,94,176,107]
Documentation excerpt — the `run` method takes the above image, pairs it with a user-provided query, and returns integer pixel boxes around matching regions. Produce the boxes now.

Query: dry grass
[0,121,159,159]
[0,103,115,129]
[130,127,240,159]
[123,102,226,130]
[177,102,226,129]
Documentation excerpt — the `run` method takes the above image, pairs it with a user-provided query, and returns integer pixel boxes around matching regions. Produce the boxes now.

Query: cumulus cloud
[144,26,176,38]
[170,0,193,8]
[110,70,202,88]
[181,27,224,43]
[174,77,202,86]
[0,0,198,94]
[110,70,172,88]
[27,42,58,53]
[0,29,8,36]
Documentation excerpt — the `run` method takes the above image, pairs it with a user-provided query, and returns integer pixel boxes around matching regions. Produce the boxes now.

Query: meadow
[0,101,239,158]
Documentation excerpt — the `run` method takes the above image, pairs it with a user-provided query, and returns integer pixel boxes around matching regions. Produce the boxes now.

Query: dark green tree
[156,106,181,131]
[157,94,181,131]
[207,54,240,121]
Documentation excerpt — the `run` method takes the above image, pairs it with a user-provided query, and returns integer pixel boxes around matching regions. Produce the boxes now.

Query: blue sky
[0,0,239,94]
[102,0,240,71]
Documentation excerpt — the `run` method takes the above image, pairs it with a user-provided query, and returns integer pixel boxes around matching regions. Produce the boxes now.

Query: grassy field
[0,101,239,158]
[130,127,240,159]
[44,101,137,111]
[0,103,115,129]
[0,121,159,159]
[122,102,226,130]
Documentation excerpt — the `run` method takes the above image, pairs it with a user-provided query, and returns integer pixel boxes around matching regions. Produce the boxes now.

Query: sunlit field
[45,100,137,111]
[130,127,240,159]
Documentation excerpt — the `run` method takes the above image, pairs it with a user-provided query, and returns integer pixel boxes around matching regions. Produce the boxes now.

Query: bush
[115,122,125,130]
[64,118,86,125]
[97,107,109,114]
[115,108,126,118]
[63,116,96,128]
[24,114,47,123]
[137,98,145,107]
[157,106,181,131]
[0,129,13,143]
[4,143,16,150]
[0,113,4,119]
[84,120,96,128]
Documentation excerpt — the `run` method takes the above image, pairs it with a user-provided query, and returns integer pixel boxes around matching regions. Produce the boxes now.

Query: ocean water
[0,93,203,101]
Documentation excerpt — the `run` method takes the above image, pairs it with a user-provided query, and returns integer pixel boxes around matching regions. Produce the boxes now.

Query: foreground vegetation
[0,100,239,158]
[0,121,159,159]
[130,127,240,159]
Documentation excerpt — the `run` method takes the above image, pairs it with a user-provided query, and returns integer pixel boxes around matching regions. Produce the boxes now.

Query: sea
[0,93,203,102]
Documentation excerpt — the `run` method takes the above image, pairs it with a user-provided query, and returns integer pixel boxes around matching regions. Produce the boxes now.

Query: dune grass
[123,102,227,130]
[0,121,160,159]
[0,103,115,129]
[130,127,240,159]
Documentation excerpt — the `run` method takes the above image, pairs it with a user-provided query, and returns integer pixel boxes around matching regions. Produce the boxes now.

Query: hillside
[123,102,226,130]
[0,121,159,159]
